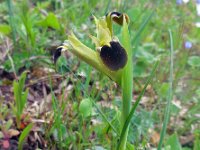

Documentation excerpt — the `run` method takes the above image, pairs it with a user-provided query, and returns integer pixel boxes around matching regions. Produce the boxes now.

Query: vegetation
[0,0,200,149]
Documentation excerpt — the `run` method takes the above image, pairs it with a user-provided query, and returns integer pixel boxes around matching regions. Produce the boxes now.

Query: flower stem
[119,17,133,150]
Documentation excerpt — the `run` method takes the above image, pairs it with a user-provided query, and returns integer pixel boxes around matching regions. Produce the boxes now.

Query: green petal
[94,16,112,46]
[68,32,100,68]
[89,34,100,47]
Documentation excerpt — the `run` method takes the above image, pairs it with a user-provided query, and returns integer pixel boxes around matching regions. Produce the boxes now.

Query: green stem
[119,17,133,150]
[157,29,174,149]
[117,61,159,149]
[120,75,132,149]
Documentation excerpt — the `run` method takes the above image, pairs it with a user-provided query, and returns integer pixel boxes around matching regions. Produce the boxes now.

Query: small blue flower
[197,0,200,4]
[176,0,183,5]
[184,41,192,49]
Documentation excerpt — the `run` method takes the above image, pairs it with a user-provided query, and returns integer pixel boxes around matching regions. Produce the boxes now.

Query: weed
[11,72,28,129]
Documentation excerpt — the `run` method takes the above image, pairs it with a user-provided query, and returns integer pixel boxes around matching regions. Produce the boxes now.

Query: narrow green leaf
[18,72,27,114]
[13,72,28,128]
[5,119,13,131]
[165,133,182,150]
[19,72,27,94]
[117,61,159,149]
[13,81,20,117]
[132,11,155,45]
[18,123,33,150]
[90,99,119,136]
[158,29,174,150]
[7,0,17,46]
[21,89,28,113]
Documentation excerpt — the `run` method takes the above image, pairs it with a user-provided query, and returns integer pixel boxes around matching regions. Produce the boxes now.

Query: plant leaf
[37,12,60,30]
[18,123,33,150]
[0,24,11,35]
[79,98,92,118]
[188,56,200,67]
[165,133,182,150]
[117,61,159,149]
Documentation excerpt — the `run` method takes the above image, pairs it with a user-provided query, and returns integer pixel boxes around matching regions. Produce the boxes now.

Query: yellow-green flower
[58,12,129,84]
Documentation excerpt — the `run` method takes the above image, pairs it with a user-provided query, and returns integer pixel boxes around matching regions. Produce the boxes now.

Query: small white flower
[195,22,200,28]
[183,0,190,3]
[196,3,200,16]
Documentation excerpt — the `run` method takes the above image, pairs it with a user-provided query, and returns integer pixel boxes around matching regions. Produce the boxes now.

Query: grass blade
[157,29,174,149]
[18,123,33,150]
[90,100,119,136]
[51,64,120,136]
[7,0,17,46]
[132,10,155,45]
[117,61,159,149]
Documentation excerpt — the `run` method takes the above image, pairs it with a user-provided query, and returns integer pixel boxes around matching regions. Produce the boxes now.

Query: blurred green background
[0,0,199,149]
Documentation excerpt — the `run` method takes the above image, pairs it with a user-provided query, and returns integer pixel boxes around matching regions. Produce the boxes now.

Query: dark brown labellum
[53,47,62,63]
[100,41,127,71]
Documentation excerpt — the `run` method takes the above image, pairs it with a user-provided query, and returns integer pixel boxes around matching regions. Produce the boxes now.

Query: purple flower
[176,0,183,5]
[184,41,192,49]
[197,0,200,4]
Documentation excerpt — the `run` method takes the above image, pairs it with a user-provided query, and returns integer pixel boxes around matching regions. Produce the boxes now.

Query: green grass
[158,29,174,150]
[12,72,28,129]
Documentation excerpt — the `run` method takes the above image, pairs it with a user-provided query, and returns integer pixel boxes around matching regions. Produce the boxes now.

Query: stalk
[118,61,159,149]
[119,17,133,150]
[157,29,174,150]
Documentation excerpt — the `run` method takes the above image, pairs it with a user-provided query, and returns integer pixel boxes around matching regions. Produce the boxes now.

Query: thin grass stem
[157,29,174,150]
[60,65,119,136]
[7,0,17,47]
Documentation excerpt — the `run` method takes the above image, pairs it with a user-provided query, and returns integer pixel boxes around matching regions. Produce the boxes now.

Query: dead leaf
[149,129,160,146]
[8,129,20,137]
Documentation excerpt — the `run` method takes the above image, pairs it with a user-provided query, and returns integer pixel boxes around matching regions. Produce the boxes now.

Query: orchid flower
[57,12,129,85]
